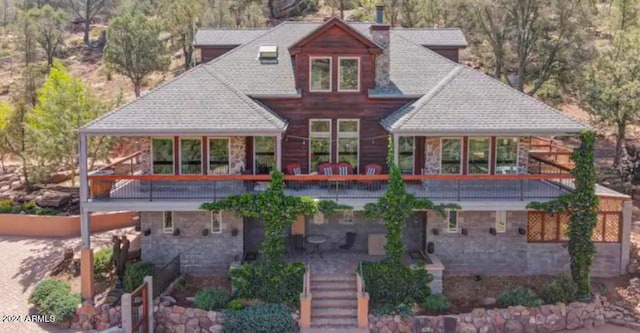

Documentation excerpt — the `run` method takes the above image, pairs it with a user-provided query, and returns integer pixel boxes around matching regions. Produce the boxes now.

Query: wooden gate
[122,276,153,333]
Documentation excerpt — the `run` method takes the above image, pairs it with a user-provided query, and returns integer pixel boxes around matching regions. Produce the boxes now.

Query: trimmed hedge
[222,304,297,333]
[194,288,229,311]
[124,261,155,292]
[28,279,79,323]
[361,261,431,305]
[229,262,304,306]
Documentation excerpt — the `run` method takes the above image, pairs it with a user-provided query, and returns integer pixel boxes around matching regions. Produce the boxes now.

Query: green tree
[17,9,38,66]
[159,0,208,69]
[67,0,114,45]
[610,0,640,32]
[0,102,35,189]
[28,4,66,66]
[103,11,169,97]
[579,30,640,166]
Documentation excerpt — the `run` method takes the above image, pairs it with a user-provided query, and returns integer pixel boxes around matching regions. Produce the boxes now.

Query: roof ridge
[79,66,206,132]
[392,27,463,31]
[197,27,270,31]
[391,65,464,130]
[202,66,287,129]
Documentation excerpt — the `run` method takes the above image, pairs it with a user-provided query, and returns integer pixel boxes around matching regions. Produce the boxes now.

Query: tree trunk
[134,82,141,97]
[340,0,344,19]
[614,123,626,167]
[83,0,91,45]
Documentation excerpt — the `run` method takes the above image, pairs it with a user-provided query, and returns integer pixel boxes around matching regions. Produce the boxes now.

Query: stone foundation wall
[154,303,225,333]
[426,211,622,277]
[140,211,244,274]
[369,296,607,333]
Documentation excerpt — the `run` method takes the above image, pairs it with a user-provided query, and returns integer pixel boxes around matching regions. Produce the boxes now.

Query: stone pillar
[121,292,133,333]
[621,200,633,274]
[424,137,441,174]
[144,276,154,330]
[370,24,391,89]
[518,136,531,170]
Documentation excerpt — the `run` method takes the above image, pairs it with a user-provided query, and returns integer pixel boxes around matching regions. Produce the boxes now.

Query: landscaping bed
[171,275,232,308]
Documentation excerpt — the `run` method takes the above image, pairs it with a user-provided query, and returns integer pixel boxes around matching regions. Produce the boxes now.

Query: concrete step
[312,274,356,282]
[312,281,355,291]
[312,290,357,299]
[311,317,359,327]
[312,298,358,308]
[302,327,368,333]
[312,307,358,318]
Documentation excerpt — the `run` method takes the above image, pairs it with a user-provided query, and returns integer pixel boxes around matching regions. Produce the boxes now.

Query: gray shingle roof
[194,28,269,46]
[80,67,287,134]
[392,28,468,47]
[381,65,586,135]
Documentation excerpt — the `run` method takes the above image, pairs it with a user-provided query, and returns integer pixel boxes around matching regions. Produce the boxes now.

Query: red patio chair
[285,162,303,190]
[360,163,383,190]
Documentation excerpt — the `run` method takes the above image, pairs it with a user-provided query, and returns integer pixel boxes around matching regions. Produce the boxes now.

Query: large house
[77,7,631,310]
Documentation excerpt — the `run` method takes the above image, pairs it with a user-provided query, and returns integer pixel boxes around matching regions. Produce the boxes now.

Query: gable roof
[381,65,586,135]
[288,17,383,54]
[194,28,269,46]
[393,28,468,48]
[79,67,287,135]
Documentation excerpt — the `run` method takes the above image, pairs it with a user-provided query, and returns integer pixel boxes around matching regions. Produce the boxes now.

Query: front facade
[77,14,631,299]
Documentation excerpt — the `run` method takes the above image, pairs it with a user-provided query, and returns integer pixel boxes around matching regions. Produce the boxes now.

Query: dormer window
[258,45,278,64]
[310,57,331,92]
[338,57,360,92]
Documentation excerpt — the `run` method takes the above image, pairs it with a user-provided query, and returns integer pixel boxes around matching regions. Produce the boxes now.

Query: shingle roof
[393,28,468,47]
[194,28,269,46]
[80,67,287,134]
[381,65,586,135]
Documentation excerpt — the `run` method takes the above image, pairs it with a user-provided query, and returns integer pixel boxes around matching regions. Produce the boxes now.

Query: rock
[48,170,73,184]
[35,190,71,208]
[209,324,223,333]
[458,322,477,333]
[483,297,497,306]
[504,319,523,333]
[566,311,581,330]
[10,180,24,191]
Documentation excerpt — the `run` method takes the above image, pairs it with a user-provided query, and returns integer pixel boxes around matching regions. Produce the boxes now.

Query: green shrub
[230,262,304,306]
[29,279,71,308]
[124,261,155,292]
[361,261,431,305]
[194,288,229,311]
[39,290,81,323]
[423,294,451,313]
[497,287,543,307]
[226,299,244,310]
[93,248,113,278]
[222,304,297,333]
[373,303,413,317]
[22,200,37,211]
[539,275,578,304]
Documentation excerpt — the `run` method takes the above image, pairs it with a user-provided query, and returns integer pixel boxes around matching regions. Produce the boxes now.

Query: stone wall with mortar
[518,136,531,170]
[140,137,246,175]
[426,210,622,277]
[140,211,243,274]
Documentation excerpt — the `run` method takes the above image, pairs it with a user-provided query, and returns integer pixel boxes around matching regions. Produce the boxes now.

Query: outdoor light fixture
[202,229,210,236]
[432,228,439,235]
[173,228,180,236]
[427,242,435,254]
[518,227,526,236]
[489,227,497,235]
[231,228,239,237]
[461,228,468,236]
[143,228,151,236]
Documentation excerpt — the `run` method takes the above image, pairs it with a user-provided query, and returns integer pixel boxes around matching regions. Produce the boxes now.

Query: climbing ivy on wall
[527,131,599,299]
[200,170,350,264]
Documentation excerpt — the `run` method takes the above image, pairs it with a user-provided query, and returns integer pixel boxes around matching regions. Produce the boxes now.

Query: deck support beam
[276,133,282,171]
[79,133,95,302]
[393,134,399,167]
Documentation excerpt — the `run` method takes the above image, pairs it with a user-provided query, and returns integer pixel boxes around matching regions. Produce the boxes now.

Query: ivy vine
[526,131,599,299]
[200,170,351,264]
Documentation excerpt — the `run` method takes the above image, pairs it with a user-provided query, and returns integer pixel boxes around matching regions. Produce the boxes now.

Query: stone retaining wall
[154,303,225,333]
[369,296,607,333]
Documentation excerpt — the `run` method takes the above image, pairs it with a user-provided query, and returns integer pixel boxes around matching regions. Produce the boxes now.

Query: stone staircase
[302,274,369,333]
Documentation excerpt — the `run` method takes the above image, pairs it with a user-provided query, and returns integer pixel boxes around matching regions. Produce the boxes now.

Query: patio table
[306,234,328,258]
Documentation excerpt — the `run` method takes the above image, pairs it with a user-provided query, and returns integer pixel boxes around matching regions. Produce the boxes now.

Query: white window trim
[467,137,491,175]
[151,137,175,175]
[309,119,332,169]
[338,57,360,92]
[207,137,231,175]
[178,137,203,175]
[309,56,332,92]
[337,119,359,171]
[446,210,458,233]
[496,210,507,233]
[210,211,223,234]
[163,211,174,233]
[495,137,520,173]
[439,137,463,175]
[399,136,415,174]
[253,136,275,175]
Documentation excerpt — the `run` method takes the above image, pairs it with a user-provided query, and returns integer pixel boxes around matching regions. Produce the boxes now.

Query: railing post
[144,276,154,332]
[121,292,133,333]
[520,179,524,201]
[149,180,153,202]
[300,265,312,329]
[457,179,461,201]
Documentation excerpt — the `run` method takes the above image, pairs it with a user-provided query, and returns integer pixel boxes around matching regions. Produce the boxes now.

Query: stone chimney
[370,5,391,89]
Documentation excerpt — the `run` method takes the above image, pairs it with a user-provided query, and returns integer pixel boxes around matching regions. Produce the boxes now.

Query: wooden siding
[198,46,239,63]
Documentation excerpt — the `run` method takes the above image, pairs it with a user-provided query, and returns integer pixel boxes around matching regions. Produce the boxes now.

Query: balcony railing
[87,171,573,202]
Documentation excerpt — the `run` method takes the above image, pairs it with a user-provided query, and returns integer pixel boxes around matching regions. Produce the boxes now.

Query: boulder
[35,190,72,208]
[47,170,73,184]
[10,180,24,191]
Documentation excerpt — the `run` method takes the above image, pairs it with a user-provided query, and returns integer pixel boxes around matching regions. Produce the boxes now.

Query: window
[209,138,229,174]
[152,138,174,174]
[398,137,414,174]
[337,119,359,171]
[210,211,222,233]
[496,211,506,233]
[338,57,359,91]
[255,136,275,174]
[310,57,331,92]
[163,211,173,233]
[180,138,202,174]
[309,119,331,172]
[446,210,458,233]
[468,137,490,174]
[496,138,519,173]
[441,138,462,174]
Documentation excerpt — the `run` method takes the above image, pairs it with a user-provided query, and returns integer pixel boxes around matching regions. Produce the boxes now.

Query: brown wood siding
[415,136,425,175]
[425,47,460,63]
[199,46,239,63]
[245,137,254,174]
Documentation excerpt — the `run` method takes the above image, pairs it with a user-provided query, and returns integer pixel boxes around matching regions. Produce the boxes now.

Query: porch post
[621,199,633,274]
[393,134,400,166]
[276,133,282,171]
[79,133,94,301]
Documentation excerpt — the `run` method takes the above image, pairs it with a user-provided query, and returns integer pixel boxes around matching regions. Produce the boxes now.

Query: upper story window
[180,138,202,174]
[309,119,331,172]
[337,119,359,171]
[496,138,519,174]
[255,136,275,175]
[441,138,462,174]
[152,138,174,175]
[398,136,414,174]
[209,138,229,174]
[338,57,360,92]
[468,137,490,174]
[310,57,332,92]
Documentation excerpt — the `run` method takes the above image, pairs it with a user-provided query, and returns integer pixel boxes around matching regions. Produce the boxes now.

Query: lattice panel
[599,199,623,212]
[528,213,543,241]
[559,213,570,241]
[604,213,621,242]
[592,215,604,242]
[543,213,558,241]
